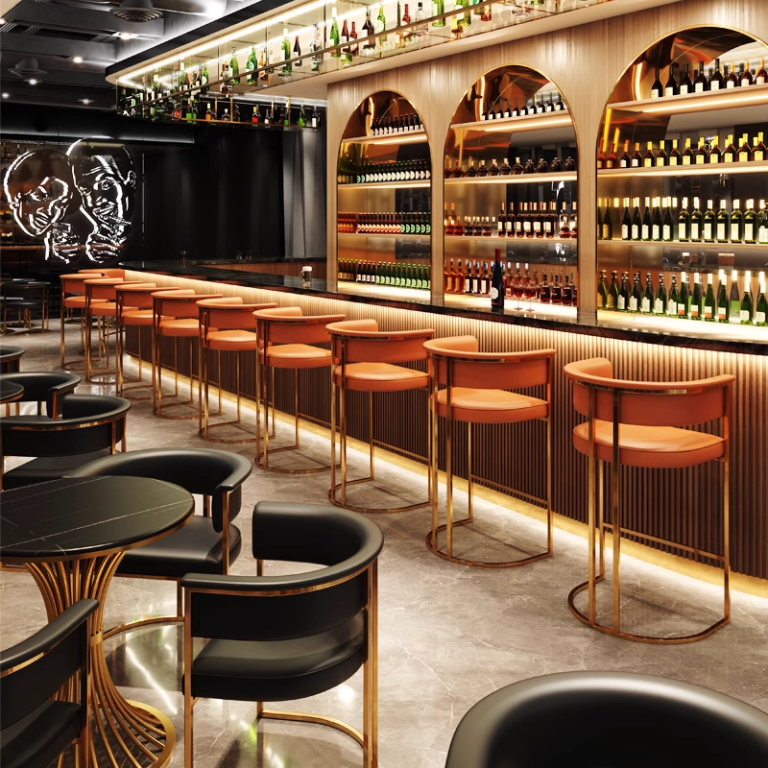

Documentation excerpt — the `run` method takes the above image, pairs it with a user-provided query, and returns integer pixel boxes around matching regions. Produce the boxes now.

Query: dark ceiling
[0,0,270,111]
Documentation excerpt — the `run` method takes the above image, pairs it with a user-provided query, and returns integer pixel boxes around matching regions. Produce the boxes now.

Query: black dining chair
[1,393,130,490]
[181,501,383,768]
[0,371,80,416]
[0,598,98,768]
[0,344,25,372]
[67,447,252,636]
[445,671,768,768]
[1,280,50,333]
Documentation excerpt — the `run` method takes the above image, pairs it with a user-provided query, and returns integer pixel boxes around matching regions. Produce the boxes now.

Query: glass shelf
[600,238,767,250]
[342,131,428,145]
[338,232,430,238]
[339,181,431,190]
[446,235,576,244]
[599,160,768,178]
[609,83,768,116]
[451,111,573,134]
[446,173,577,185]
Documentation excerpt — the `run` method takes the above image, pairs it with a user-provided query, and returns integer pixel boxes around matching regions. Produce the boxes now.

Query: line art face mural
[3,137,136,265]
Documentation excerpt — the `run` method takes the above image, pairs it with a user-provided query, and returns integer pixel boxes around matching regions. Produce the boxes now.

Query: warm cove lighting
[346,133,428,145]
[480,115,573,132]
[628,88,768,115]
[600,162,768,178]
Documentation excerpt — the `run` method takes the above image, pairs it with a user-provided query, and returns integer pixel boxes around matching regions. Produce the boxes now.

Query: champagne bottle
[491,249,504,312]
[621,197,631,240]
[607,270,619,310]
[741,270,753,324]
[662,197,674,242]
[716,199,729,243]
[704,273,716,321]
[702,199,716,242]
[729,270,741,324]
[597,270,608,309]
[690,272,703,320]
[667,274,678,317]
[759,200,768,243]
[744,199,757,243]
[690,197,702,242]
[618,272,629,311]
[730,199,744,242]
[651,197,662,241]
[654,273,667,315]
[641,272,654,313]
[641,196,652,241]
[602,199,615,240]
[629,272,642,312]
[631,197,641,240]
[755,274,767,325]
[678,272,690,318]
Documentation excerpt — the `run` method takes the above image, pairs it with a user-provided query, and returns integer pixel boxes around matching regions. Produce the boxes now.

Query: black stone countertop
[122,259,768,356]
[0,476,194,562]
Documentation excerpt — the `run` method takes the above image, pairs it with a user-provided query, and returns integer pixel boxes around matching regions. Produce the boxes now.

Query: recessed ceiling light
[80,98,91,104]
[0,18,6,24]
[73,56,84,64]
[119,32,135,40]
[28,78,38,85]
[1,93,9,99]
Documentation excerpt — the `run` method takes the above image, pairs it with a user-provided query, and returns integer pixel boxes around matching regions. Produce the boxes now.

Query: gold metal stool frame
[565,372,733,645]
[328,324,434,514]
[255,309,345,474]
[84,278,131,384]
[424,342,555,568]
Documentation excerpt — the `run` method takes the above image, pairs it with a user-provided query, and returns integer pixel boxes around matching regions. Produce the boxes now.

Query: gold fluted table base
[27,553,176,768]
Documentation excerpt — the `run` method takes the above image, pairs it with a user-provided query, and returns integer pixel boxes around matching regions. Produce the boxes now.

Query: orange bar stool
[254,307,345,473]
[59,271,106,369]
[327,318,435,513]
[114,282,166,397]
[83,277,138,383]
[423,336,556,567]
[197,297,277,442]
[152,289,222,418]
[563,357,735,644]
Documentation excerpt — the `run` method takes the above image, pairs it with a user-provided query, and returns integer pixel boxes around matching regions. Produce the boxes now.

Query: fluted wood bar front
[122,265,768,588]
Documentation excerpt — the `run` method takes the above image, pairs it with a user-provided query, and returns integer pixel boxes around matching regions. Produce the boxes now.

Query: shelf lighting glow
[339,181,430,190]
[614,87,768,116]
[599,162,768,178]
[479,115,573,132]
[353,134,428,145]
[446,172,577,184]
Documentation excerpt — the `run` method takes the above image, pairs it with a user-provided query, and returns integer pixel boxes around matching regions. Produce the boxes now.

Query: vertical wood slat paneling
[125,270,768,580]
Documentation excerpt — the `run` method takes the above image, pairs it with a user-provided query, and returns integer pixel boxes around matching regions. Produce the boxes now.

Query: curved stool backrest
[68,448,252,533]
[425,336,556,392]
[0,371,79,417]
[197,297,276,333]
[84,277,126,303]
[446,671,768,767]
[153,290,222,320]
[254,307,346,345]
[115,283,159,311]
[564,357,734,429]
[80,268,124,278]
[327,319,434,364]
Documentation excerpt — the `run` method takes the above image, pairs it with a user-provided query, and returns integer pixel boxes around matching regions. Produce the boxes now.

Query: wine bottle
[678,272,690,318]
[631,142,642,168]
[641,196,652,241]
[679,63,692,94]
[757,60,768,85]
[607,270,619,310]
[755,275,767,325]
[738,134,752,162]
[602,199,615,240]
[498,202,506,236]
[597,270,608,309]
[229,46,240,85]
[730,199,744,242]
[246,46,258,85]
[716,199,729,243]
[678,196,690,242]
[702,199,716,242]
[619,140,631,168]
[663,197,674,242]
[656,140,668,167]
[694,62,708,92]
[690,272,703,320]
[651,197,662,241]
[690,197,703,241]
[631,197,642,241]
[753,132,766,162]
[330,7,341,56]
[723,134,736,163]
[725,63,738,89]
[664,63,678,96]
[618,272,629,311]
[759,200,768,243]
[709,135,722,163]
[704,273,716,321]
[728,270,741,324]
[682,137,694,165]
[622,197,631,240]
[491,249,505,312]
[741,270,753,324]
[654,273,667,315]
[643,141,655,168]
[717,269,729,322]
[651,68,663,98]
[641,272,653,313]
[669,138,681,166]
[744,199,757,243]
[667,274,678,317]
[629,272,642,312]
[710,58,724,90]
[695,137,709,165]
[281,28,292,76]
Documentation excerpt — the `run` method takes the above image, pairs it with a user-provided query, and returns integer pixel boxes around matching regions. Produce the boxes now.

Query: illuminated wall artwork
[2,137,136,265]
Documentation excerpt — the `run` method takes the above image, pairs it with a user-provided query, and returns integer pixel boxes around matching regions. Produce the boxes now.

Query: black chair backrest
[0,599,97,731]
[67,448,252,532]
[1,394,129,458]
[445,671,768,768]
[185,502,384,643]
[0,372,79,416]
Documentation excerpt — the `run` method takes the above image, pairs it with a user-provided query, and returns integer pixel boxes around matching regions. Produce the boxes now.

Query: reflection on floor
[2,322,768,768]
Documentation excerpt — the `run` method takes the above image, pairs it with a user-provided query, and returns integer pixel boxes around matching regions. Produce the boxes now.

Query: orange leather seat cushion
[64,296,107,309]
[90,301,121,317]
[206,330,258,352]
[263,344,332,369]
[436,388,548,424]
[159,318,200,337]
[122,309,154,326]
[334,362,429,393]
[573,420,725,468]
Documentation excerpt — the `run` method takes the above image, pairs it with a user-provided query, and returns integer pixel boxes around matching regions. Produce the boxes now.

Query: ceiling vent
[8,57,46,80]
[111,0,163,22]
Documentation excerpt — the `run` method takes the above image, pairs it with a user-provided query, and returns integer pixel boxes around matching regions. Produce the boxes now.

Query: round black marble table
[0,476,194,768]
[0,380,23,405]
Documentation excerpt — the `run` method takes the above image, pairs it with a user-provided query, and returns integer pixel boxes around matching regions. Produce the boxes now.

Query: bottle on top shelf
[447,152,576,178]
[645,58,768,99]
[370,112,422,135]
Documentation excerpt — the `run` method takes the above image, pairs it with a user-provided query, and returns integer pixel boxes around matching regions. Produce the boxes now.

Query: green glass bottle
[607,270,619,310]
[201,63,209,94]
[730,198,744,243]
[654,273,667,315]
[376,3,388,42]
[330,7,341,57]
[703,273,716,321]
[298,104,307,128]
[744,199,758,243]
[641,272,654,313]
[755,276,767,326]
[597,270,608,309]
[629,272,642,312]
[717,269,729,322]
[678,196,690,242]
[281,28,292,76]
[432,0,446,27]
[229,46,240,85]
[740,270,753,324]
[246,46,258,84]
[677,272,690,318]
[728,269,741,324]
[667,274,678,317]
[641,197,652,241]
[690,272,703,320]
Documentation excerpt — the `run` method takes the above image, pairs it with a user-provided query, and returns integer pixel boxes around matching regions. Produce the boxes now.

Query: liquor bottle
[246,46,258,84]
[669,138,681,165]
[656,140,667,167]
[602,199,615,240]
[715,199,729,243]
[511,157,523,175]
[539,271,551,304]
[629,273,642,312]
[619,140,631,168]
[607,270,619,310]
[654,273,667,315]
[641,196,652,241]
[205,104,214,121]
[281,29,292,76]
[709,135,722,163]
[641,272,653,313]
[488,159,500,177]
[597,270,608,309]
[730,199,744,242]
[702,199,716,242]
[757,60,768,85]
[330,7,341,56]
[741,270,753,324]
[631,142,642,168]
[294,35,303,65]
[667,274,678,317]
[651,68,663,98]
[498,202,506,236]
[491,249,505,312]
[755,275,767,325]
[523,158,536,174]
[651,197,662,241]
[618,272,629,311]
[728,269,741,323]
[694,62,708,92]
[665,63,678,96]
[551,274,562,305]
[466,157,477,177]
[679,63,692,94]
[477,159,488,178]
[690,272,703,320]
[621,197,631,240]
[738,134,752,162]
[759,200,768,243]
[377,2,388,40]
[678,272,690,318]
[695,137,709,165]
[703,273,716,321]
[229,46,240,85]
[753,132,766,162]
[717,269,729,322]
[663,197,674,242]
[744,199,757,243]
[682,137,694,165]
[723,134,736,162]
[690,197,702,242]
[499,158,511,175]
[631,197,641,240]
[643,141,655,168]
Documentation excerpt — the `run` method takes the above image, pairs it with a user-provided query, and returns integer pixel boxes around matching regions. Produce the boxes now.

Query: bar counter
[121,260,768,585]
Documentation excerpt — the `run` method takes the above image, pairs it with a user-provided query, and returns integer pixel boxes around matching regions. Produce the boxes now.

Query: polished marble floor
[3,323,768,768]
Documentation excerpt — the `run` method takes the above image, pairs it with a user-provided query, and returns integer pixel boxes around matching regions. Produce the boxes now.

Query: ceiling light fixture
[111,0,163,23]
[73,56,84,64]
[81,98,92,104]
[1,93,9,99]
[118,32,136,40]
[28,78,38,85]
[9,56,46,82]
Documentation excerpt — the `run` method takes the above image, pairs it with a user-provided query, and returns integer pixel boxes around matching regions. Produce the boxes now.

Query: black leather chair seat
[118,518,242,577]
[190,614,365,702]
[0,700,81,768]
[2,449,111,489]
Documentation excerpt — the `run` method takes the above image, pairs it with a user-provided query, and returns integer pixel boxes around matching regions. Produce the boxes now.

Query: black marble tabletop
[0,476,194,562]
[0,380,23,404]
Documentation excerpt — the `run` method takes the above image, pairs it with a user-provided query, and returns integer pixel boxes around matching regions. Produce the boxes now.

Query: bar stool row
[59,270,734,645]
